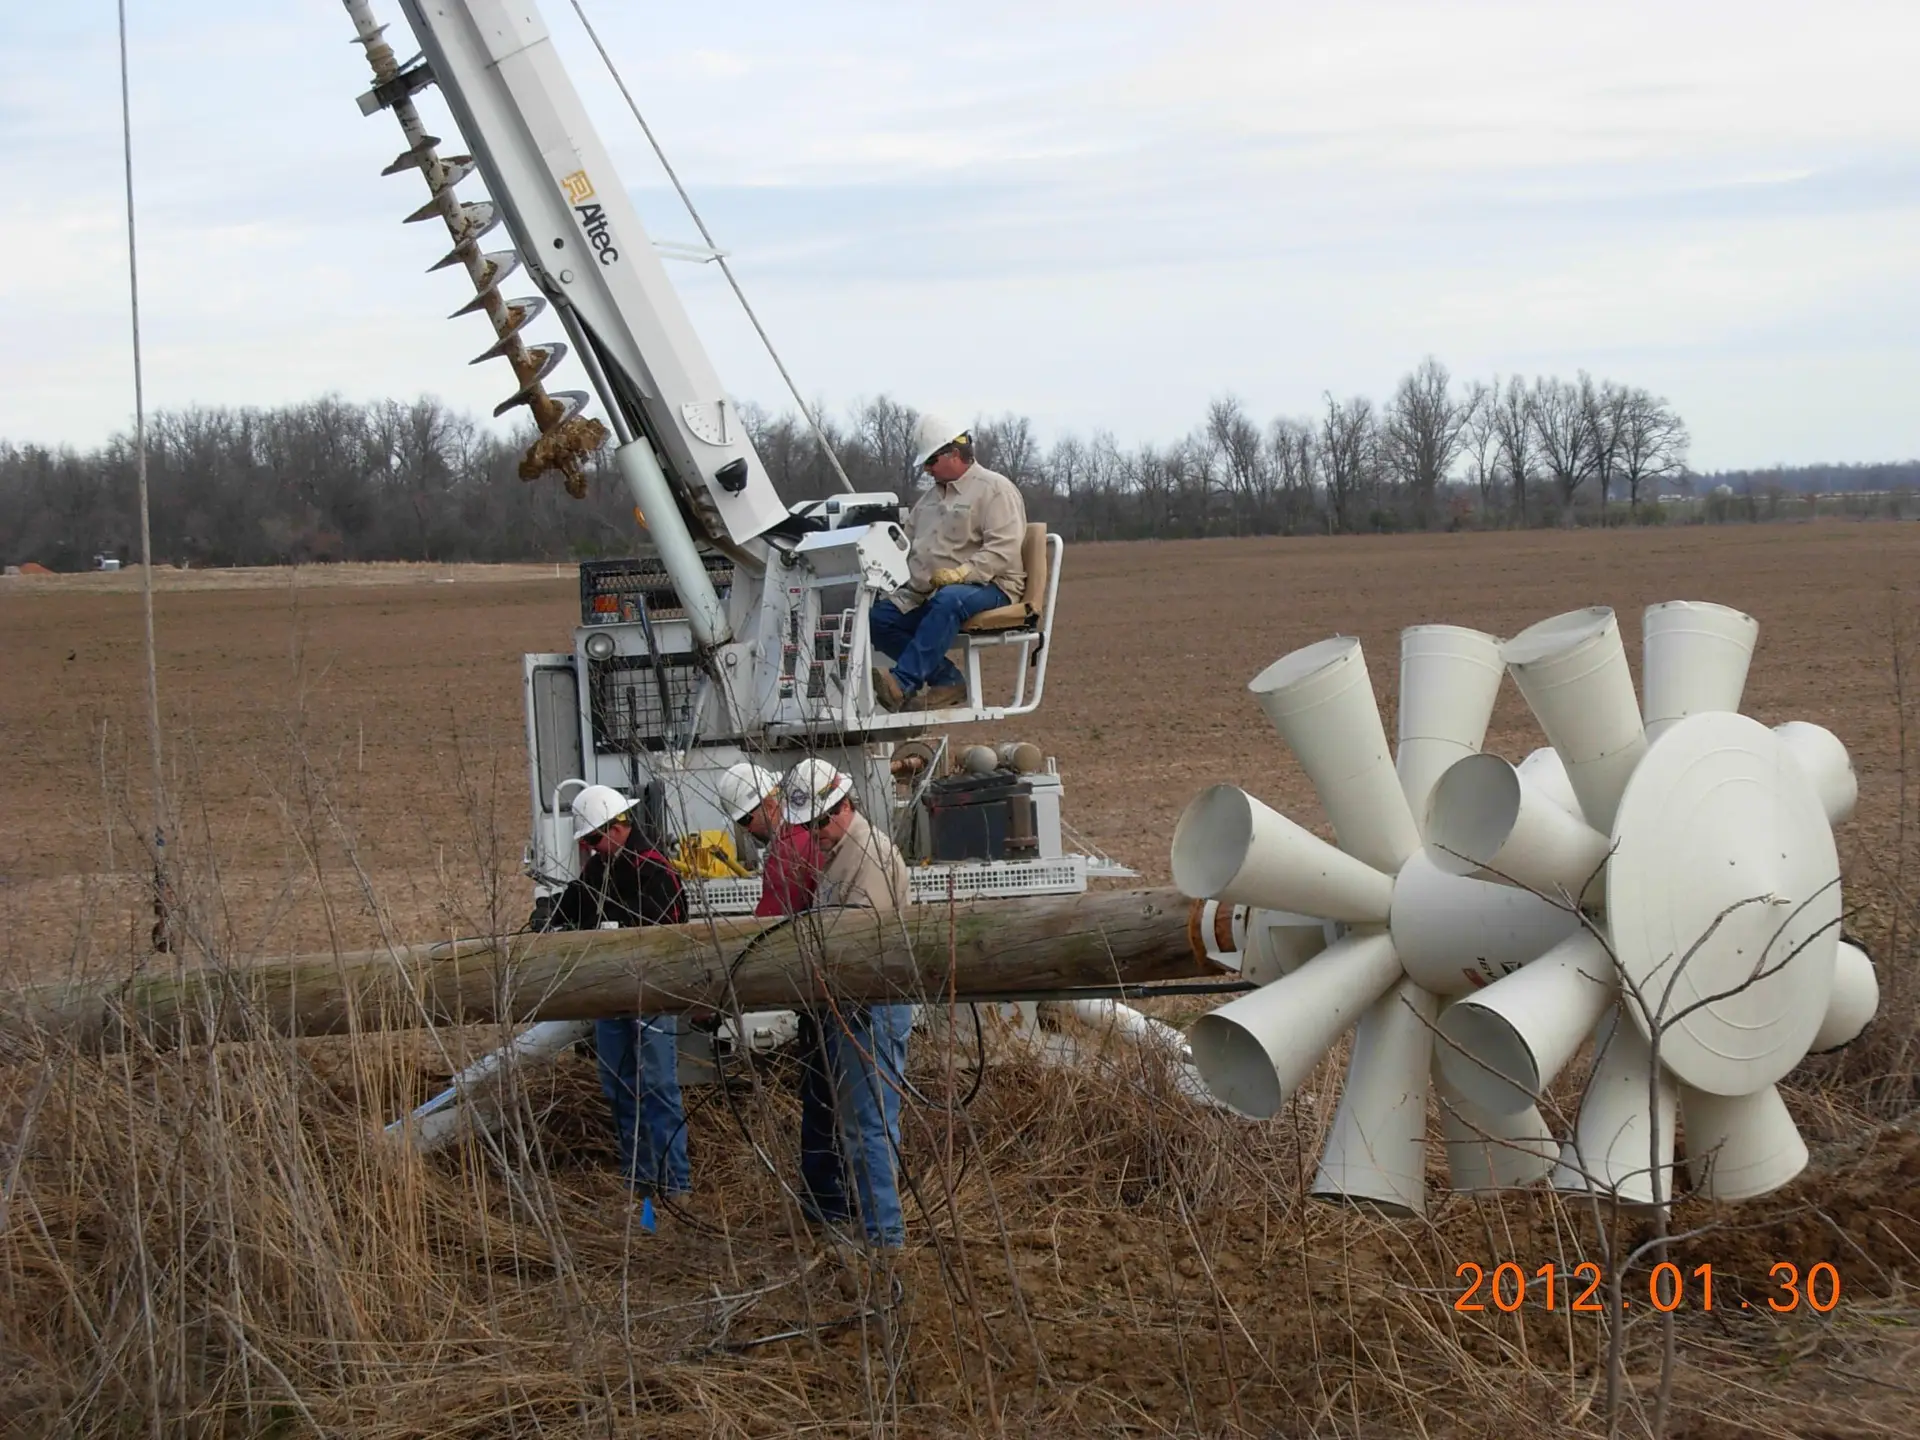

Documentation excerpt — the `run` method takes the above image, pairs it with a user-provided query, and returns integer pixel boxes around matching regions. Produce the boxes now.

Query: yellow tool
[673,829,750,879]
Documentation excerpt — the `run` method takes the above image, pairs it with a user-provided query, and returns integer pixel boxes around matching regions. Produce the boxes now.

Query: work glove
[928,566,970,589]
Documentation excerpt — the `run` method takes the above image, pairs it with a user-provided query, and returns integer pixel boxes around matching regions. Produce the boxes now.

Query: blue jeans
[799,1004,912,1247]
[594,1015,689,1196]
[870,584,1008,694]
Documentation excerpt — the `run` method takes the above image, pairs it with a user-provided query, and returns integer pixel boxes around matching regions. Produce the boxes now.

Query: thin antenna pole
[118,0,170,951]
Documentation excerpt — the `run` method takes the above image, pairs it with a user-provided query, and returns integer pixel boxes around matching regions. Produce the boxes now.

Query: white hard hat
[571,783,635,841]
[781,757,854,827]
[716,761,781,824]
[911,413,970,469]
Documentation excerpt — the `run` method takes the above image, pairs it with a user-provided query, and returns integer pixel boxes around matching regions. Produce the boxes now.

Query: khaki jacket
[817,811,910,913]
[896,462,1027,609]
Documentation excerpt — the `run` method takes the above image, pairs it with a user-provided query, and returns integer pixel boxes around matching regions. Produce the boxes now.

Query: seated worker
[778,758,914,1250]
[869,414,1027,713]
[538,784,690,1206]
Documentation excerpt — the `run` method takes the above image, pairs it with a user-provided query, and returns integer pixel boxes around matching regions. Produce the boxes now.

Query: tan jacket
[896,462,1027,609]
[817,810,910,913]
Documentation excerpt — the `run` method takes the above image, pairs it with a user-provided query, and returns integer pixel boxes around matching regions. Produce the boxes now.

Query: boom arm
[348,0,793,642]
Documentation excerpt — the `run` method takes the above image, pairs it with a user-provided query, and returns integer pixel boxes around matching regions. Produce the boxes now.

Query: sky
[4,0,1920,471]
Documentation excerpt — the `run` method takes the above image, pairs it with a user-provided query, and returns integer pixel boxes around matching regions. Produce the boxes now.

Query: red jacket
[755,826,825,917]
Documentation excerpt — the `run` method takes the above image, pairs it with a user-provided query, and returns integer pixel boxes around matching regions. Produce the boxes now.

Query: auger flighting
[343,0,608,496]
[1174,604,1880,1215]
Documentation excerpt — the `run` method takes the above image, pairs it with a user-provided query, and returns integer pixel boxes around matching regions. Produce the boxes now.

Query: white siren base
[1424,752,1611,904]
[1187,931,1404,1120]
[1810,940,1878,1053]
[1435,930,1619,1115]
[1396,625,1506,833]
[1171,784,1395,923]
[1250,637,1421,875]
[1388,847,1582,995]
[1773,721,1859,826]
[1641,600,1759,744]
[1679,1083,1809,1202]
[1502,607,1648,833]
[1608,711,1841,1096]
[1433,1057,1558,1192]
[1311,978,1439,1216]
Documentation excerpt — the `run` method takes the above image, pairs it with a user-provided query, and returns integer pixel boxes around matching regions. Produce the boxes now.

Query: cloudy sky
[5,0,1919,470]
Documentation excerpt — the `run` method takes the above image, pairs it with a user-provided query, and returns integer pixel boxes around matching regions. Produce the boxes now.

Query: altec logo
[559,169,620,266]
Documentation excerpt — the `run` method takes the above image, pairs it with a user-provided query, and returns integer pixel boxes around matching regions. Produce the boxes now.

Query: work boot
[908,682,968,712]
[872,667,906,712]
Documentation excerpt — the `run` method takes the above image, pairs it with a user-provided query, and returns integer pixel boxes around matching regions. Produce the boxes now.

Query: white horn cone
[1311,979,1439,1216]
[1433,1058,1557,1191]
[1810,940,1878,1053]
[1679,1083,1808,1201]
[1396,625,1506,834]
[1502,607,1648,833]
[1554,1008,1678,1205]
[1517,746,1585,820]
[1774,721,1859,826]
[1188,931,1404,1119]
[1250,637,1421,875]
[1425,753,1611,904]
[1171,784,1395,922]
[1641,601,1759,744]
[1388,847,1582,995]
[1435,931,1619,1114]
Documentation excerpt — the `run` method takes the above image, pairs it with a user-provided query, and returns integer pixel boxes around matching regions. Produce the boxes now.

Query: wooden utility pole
[7,888,1213,1054]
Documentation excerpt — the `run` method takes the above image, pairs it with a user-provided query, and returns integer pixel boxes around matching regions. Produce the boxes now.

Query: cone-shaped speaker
[1641,600,1758,743]
[1555,1008,1678,1206]
[1433,1055,1557,1191]
[1388,848,1582,995]
[1503,608,1648,832]
[1425,753,1611,905]
[1809,940,1878,1053]
[1679,1083,1808,1201]
[1517,746,1585,821]
[1773,721,1859,826]
[1172,784,1395,922]
[1396,625,1505,835]
[1435,930,1619,1113]
[1188,931,1404,1119]
[1311,978,1438,1215]
[1250,637,1421,875]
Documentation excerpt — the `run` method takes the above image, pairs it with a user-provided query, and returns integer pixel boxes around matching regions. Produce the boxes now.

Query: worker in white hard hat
[536,784,691,1208]
[778,757,914,1248]
[868,413,1028,714]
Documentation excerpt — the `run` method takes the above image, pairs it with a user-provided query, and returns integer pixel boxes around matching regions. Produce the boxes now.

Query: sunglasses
[921,446,954,471]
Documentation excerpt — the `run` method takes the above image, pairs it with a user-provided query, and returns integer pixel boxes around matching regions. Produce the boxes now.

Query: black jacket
[539,839,686,932]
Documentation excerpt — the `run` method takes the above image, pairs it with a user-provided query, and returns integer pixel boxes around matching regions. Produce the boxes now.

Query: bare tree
[1459,379,1502,518]
[1268,417,1322,533]
[1531,373,1598,517]
[1490,376,1538,526]
[1584,378,1630,519]
[1319,393,1378,534]
[1382,356,1465,529]
[1205,396,1275,533]
[1615,388,1691,517]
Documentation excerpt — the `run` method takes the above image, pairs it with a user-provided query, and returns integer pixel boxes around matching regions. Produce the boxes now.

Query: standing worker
[779,758,914,1249]
[869,415,1028,713]
[538,784,690,1211]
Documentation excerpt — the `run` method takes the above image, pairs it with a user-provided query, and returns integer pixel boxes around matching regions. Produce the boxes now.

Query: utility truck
[336,0,1138,1124]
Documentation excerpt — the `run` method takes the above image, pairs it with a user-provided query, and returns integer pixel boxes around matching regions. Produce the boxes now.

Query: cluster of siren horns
[1173,603,1877,1215]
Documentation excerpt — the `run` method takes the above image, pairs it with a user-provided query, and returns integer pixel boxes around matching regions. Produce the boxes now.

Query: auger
[342,0,607,496]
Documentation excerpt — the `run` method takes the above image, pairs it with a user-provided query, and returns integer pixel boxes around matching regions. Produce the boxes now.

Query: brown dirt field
[4,522,1920,1437]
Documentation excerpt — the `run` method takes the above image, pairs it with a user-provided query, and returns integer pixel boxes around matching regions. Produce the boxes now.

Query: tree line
[0,357,1799,570]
